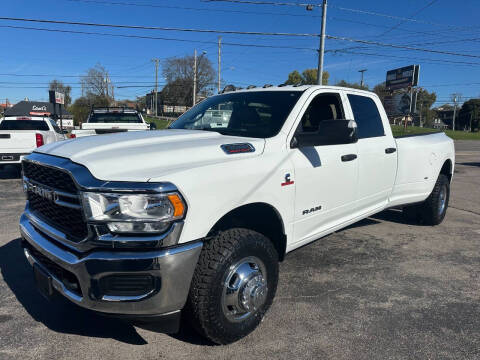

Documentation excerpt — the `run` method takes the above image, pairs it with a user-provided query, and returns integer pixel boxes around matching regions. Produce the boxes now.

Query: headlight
[82,192,185,234]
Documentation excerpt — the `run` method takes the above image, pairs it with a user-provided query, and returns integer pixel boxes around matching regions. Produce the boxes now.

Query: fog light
[98,274,156,298]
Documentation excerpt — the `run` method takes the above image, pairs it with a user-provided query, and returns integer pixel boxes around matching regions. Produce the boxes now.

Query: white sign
[57,119,74,128]
[55,92,65,105]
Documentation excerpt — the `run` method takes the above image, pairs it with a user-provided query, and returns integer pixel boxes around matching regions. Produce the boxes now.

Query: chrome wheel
[221,256,268,323]
[438,184,447,216]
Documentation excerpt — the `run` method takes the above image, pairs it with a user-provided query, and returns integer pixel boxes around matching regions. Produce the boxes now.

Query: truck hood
[35,129,265,182]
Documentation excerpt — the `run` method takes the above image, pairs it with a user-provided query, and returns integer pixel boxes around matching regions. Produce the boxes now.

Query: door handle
[385,147,397,154]
[341,154,357,162]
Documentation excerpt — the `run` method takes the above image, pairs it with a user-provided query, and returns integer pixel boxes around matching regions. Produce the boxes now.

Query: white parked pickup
[19,85,454,344]
[0,116,65,171]
[71,107,151,138]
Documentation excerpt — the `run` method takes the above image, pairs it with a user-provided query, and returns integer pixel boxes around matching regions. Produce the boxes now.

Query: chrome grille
[23,161,89,242]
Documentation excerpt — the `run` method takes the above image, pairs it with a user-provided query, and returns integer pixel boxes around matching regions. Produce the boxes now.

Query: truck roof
[220,84,376,97]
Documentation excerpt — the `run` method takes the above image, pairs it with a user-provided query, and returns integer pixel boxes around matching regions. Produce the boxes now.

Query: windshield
[0,120,49,131]
[170,91,302,138]
[88,113,142,123]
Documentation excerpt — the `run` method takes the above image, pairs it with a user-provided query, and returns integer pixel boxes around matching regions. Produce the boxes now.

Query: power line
[0,16,319,37]
[326,35,480,59]
[205,0,472,30]
[65,0,322,18]
[331,50,480,67]
[202,0,318,7]
[377,0,439,37]
[0,24,317,51]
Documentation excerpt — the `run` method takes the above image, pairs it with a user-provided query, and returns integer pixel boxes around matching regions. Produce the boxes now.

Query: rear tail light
[70,134,76,139]
[35,133,44,147]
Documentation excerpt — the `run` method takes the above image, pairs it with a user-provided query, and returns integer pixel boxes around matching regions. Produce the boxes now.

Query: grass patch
[144,116,172,130]
[391,125,480,140]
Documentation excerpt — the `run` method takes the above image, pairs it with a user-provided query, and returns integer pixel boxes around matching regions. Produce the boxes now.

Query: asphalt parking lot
[0,141,479,360]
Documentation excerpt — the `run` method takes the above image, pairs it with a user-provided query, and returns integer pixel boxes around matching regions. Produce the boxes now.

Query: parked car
[19,85,454,344]
[0,116,66,172]
[71,107,152,138]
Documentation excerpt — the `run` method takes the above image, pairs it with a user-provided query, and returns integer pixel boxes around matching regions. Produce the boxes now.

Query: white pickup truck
[71,107,152,138]
[19,86,454,344]
[0,116,65,172]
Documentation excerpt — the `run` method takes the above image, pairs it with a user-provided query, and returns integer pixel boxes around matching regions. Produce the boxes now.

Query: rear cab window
[88,113,142,123]
[347,94,385,139]
[0,119,49,131]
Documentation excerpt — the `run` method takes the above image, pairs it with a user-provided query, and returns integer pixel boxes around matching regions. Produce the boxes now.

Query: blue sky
[1,0,479,106]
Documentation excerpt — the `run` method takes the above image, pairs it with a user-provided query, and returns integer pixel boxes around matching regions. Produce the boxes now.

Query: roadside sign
[49,90,65,105]
[56,119,74,128]
[386,65,420,90]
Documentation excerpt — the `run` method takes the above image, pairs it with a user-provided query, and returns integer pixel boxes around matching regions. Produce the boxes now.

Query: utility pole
[193,49,197,106]
[218,36,222,93]
[358,69,367,87]
[451,93,459,131]
[317,0,327,85]
[152,58,160,116]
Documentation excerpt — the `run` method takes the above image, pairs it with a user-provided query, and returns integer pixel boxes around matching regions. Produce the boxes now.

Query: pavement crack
[450,206,480,216]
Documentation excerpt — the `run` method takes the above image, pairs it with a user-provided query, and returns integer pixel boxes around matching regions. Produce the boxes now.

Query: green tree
[373,82,388,106]
[416,88,437,127]
[335,80,369,91]
[284,69,329,85]
[49,80,72,107]
[68,95,110,126]
[458,98,480,132]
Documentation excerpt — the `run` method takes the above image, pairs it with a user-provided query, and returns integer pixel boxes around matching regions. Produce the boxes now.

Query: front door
[291,91,359,244]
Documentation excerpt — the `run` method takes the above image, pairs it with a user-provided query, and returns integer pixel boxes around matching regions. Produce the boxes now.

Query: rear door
[344,93,397,213]
[290,90,359,244]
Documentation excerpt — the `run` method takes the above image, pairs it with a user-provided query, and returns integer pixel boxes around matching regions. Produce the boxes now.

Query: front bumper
[19,212,202,316]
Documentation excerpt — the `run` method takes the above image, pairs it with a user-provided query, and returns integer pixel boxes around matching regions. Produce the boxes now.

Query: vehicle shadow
[371,208,422,226]
[0,165,22,179]
[0,238,148,345]
[457,162,480,167]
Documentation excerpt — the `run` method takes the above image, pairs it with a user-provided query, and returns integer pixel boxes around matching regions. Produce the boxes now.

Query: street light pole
[317,0,327,85]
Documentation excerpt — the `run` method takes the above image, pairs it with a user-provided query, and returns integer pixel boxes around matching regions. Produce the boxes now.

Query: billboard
[386,65,420,90]
[384,92,412,117]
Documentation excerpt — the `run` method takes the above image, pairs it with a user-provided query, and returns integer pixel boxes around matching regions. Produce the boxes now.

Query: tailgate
[81,123,149,131]
[0,131,37,152]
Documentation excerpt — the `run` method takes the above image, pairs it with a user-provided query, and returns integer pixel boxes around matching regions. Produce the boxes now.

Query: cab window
[49,119,62,134]
[298,93,344,133]
[347,94,385,138]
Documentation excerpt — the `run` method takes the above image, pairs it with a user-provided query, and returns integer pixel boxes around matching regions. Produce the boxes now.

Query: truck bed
[389,132,455,207]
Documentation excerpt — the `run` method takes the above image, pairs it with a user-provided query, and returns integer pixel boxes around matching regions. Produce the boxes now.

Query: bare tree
[81,64,113,102]
[162,54,215,106]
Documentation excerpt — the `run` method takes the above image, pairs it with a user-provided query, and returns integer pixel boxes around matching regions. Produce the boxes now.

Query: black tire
[421,174,450,225]
[402,204,422,223]
[186,228,279,344]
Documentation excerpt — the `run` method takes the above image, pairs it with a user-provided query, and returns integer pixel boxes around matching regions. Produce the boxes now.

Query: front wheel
[186,228,279,344]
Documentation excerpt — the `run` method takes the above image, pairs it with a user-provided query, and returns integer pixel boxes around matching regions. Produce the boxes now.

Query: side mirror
[291,120,357,148]
[149,122,157,130]
[62,129,69,134]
